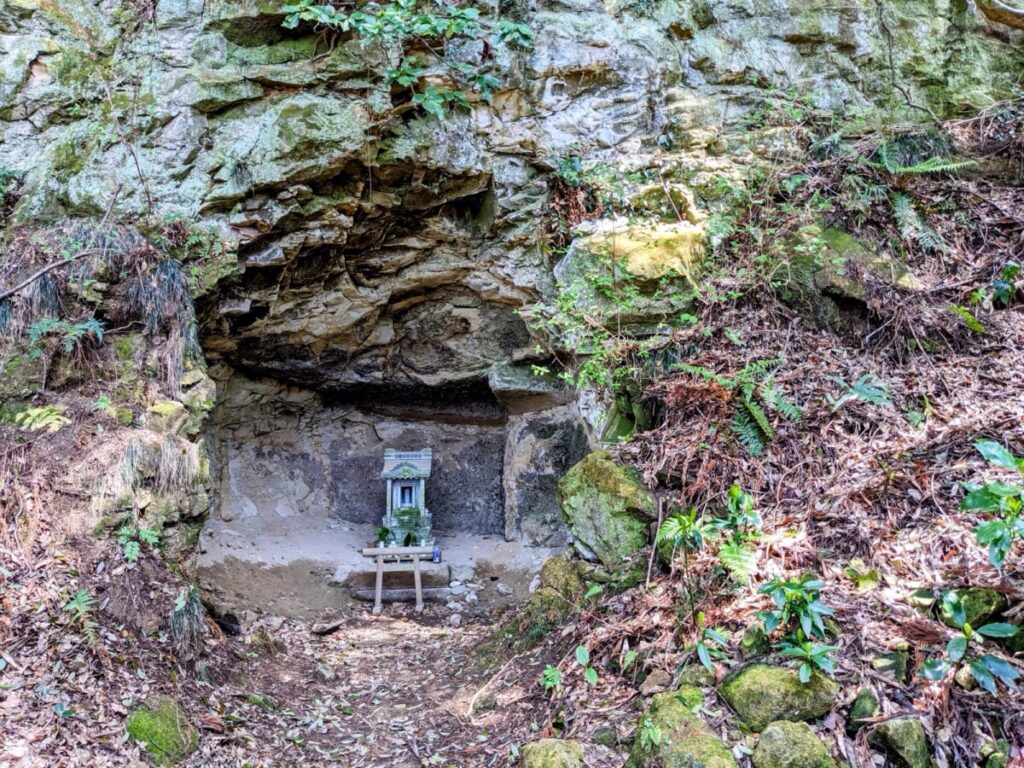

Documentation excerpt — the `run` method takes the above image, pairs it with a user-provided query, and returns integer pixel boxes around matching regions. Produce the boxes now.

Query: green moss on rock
[125,696,198,765]
[558,452,654,572]
[519,739,584,768]
[147,400,187,434]
[846,688,879,736]
[625,686,737,768]
[939,588,1004,629]
[868,717,929,768]
[718,664,839,732]
[752,721,835,768]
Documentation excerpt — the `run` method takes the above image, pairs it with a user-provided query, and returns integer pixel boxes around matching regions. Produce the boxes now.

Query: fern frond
[761,379,803,421]
[731,408,766,457]
[673,363,732,387]
[719,539,758,583]
[889,156,976,175]
[742,393,774,439]
[892,193,947,253]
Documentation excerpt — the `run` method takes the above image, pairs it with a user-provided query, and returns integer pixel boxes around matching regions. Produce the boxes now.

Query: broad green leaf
[583,667,598,686]
[975,440,1020,471]
[575,645,590,667]
[946,635,968,662]
[696,641,712,671]
[976,623,1019,639]
[976,654,1020,686]
[799,662,811,684]
[969,660,998,694]
[920,659,950,681]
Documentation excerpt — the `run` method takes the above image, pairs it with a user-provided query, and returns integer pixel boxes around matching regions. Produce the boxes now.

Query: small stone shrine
[378,449,434,547]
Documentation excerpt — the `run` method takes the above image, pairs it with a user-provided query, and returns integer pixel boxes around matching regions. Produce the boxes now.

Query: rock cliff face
[2,0,1020,611]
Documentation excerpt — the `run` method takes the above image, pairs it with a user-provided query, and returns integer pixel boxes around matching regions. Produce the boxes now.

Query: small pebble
[450,584,467,596]
[465,592,478,603]
[495,582,513,596]
[449,613,462,627]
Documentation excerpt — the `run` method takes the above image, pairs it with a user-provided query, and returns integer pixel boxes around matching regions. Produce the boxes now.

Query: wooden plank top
[361,545,435,557]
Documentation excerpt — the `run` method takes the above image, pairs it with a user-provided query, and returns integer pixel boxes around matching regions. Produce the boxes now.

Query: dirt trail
[188,603,564,768]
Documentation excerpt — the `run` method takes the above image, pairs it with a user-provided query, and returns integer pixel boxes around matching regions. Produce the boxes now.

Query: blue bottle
[432,544,441,563]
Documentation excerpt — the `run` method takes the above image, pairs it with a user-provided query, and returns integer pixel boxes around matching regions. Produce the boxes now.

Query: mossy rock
[752,721,836,768]
[939,588,1004,629]
[868,717,929,768]
[846,688,879,736]
[147,400,187,434]
[558,452,655,573]
[718,664,839,732]
[519,739,584,768]
[518,556,586,630]
[539,556,585,599]
[625,686,737,768]
[125,696,198,765]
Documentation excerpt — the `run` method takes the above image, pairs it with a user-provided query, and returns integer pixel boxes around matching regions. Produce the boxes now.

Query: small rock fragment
[449,613,462,627]
[639,669,673,695]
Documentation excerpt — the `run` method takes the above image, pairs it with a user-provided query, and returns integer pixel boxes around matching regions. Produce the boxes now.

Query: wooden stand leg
[413,555,423,613]
[373,555,384,615]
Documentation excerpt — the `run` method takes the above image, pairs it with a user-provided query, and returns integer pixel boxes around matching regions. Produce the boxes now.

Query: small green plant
[539,665,562,693]
[693,618,729,672]
[950,303,986,334]
[826,373,892,411]
[658,508,713,634]
[375,526,391,544]
[63,588,98,646]
[990,261,1020,307]
[575,645,598,686]
[961,440,1024,570]
[711,484,762,583]
[118,523,160,562]
[494,19,533,50]
[170,585,206,659]
[920,593,1020,694]
[757,575,834,641]
[777,640,838,683]
[637,716,662,752]
[279,0,527,117]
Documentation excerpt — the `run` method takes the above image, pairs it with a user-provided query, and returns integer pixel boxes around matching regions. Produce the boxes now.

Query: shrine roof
[381,448,432,479]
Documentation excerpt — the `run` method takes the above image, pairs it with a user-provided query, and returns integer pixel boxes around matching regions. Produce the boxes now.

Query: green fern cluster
[675,359,802,457]
[9,405,71,433]
[891,193,947,253]
[870,142,976,176]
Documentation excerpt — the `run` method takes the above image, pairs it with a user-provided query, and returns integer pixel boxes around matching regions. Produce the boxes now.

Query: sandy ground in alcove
[197,514,559,618]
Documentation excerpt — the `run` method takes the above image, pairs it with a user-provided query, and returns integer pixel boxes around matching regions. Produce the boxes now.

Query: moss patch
[752,720,836,768]
[519,739,584,768]
[558,452,654,572]
[718,664,839,732]
[125,696,198,765]
[868,717,929,768]
[625,685,736,768]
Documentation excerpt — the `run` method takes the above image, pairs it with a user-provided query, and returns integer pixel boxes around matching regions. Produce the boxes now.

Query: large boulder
[869,717,929,768]
[125,696,198,765]
[625,686,737,768]
[718,664,839,732]
[752,721,836,768]
[558,452,655,573]
[520,739,584,768]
